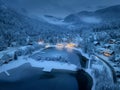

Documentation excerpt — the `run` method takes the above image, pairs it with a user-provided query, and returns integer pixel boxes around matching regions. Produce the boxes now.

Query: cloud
[3,0,120,17]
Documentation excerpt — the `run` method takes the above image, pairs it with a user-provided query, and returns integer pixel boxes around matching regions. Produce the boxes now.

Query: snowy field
[0,56,78,76]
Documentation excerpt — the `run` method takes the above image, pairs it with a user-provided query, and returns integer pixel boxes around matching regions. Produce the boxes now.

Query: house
[93,41,100,46]
[104,44,111,49]
[103,50,114,57]
[109,39,116,44]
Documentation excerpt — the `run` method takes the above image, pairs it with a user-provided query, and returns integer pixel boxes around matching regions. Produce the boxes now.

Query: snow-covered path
[94,54,118,83]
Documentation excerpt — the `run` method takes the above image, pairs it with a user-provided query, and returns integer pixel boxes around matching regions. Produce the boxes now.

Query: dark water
[0,48,93,90]
[0,64,79,90]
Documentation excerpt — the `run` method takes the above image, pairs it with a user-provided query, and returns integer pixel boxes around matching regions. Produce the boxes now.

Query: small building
[103,50,114,57]
[56,43,64,49]
[65,43,77,48]
[93,41,100,46]
[109,39,116,44]
[104,44,111,49]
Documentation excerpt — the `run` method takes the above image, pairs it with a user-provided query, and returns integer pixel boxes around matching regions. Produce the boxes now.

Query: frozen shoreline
[0,56,78,76]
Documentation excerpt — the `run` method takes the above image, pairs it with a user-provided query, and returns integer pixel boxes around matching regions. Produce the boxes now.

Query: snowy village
[0,0,120,90]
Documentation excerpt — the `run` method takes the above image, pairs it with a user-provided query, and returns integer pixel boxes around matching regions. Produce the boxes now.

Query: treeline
[0,4,79,51]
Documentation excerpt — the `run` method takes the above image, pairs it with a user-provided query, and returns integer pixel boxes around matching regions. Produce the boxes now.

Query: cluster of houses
[93,38,120,83]
[94,39,119,58]
[0,43,43,66]
[0,41,76,66]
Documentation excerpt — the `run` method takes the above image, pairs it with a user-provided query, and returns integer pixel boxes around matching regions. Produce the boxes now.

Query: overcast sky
[4,0,120,17]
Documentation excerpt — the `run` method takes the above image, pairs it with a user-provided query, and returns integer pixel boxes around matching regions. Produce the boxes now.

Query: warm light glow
[56,43,64,49]
[65,43,77,48]
[103,52,111,57]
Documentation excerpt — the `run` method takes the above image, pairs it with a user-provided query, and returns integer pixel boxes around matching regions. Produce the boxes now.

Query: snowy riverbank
[0,56,78,76]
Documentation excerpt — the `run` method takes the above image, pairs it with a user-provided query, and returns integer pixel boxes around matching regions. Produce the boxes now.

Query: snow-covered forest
[0,0,120,90]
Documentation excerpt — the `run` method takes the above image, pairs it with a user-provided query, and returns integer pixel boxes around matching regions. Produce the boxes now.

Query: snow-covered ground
[0,46,85,76]
[0,47,18,58]
[0,56,78,76]
[1,45,118,89]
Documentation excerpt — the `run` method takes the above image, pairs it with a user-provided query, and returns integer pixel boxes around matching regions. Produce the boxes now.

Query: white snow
[28,58,77,72]
[0,56,78,75]
[0,47,17,58]
[74,48,90,59]
[0,57,27,75]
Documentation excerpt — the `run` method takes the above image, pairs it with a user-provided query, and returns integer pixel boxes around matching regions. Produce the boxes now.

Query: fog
[3,0,120,17]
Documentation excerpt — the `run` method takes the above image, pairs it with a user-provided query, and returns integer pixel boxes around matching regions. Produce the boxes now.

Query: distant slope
[0,1,67,51]
[40,15,68,25]
[64,5,120,23]
[95,5,120,20]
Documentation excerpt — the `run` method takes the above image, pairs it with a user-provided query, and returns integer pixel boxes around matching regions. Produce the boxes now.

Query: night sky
[4,0,120,17]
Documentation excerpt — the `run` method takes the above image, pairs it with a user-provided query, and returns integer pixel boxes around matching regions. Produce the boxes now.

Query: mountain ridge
[64,5,120,23]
